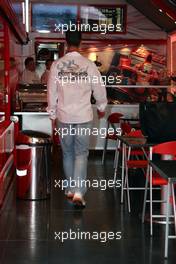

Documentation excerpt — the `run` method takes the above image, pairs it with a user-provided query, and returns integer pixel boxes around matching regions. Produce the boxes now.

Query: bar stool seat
[151,172,168,185]
[127,160,148,168]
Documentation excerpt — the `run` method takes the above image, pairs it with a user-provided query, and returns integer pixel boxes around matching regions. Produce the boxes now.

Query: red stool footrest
[127,160,148,168]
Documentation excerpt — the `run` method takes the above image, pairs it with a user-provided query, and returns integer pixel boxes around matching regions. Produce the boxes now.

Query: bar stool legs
[149,165,153,236]
[172,184,176,236]
[113,139,121,182]
[102,137,108,164]
[120,143,126,204]
[126,166,131,213]
[121,144,131,213]
[164,181,176,258]
[164,181,171,258]
[142,165,150,223]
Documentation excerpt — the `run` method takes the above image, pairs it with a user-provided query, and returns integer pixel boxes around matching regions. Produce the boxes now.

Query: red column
[4,21,10,121]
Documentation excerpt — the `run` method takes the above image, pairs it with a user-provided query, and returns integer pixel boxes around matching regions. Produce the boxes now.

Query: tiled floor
[0,148,175,264]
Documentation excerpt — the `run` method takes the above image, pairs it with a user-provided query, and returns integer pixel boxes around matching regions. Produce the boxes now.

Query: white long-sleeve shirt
[20,69,40,84]
[47,51,107,123]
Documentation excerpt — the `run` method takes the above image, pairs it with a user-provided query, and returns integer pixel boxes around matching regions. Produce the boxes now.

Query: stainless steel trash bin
[16,130,52,200]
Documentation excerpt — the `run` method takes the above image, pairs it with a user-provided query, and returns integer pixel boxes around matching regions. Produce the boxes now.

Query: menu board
[80,6,125,33]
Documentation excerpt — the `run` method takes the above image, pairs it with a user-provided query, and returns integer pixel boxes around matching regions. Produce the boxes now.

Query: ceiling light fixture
[166,12,175,20]
[25,0,29,32]
[22,2,25,24]
[37,30,51,33]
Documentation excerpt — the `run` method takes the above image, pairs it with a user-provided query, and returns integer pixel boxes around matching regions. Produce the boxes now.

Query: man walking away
[47,29,107,208]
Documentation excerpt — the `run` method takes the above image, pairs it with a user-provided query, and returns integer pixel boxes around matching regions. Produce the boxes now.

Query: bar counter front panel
[14,104,139,150]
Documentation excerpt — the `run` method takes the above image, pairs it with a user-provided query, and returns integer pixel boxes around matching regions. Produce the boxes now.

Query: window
[32,4,78,32]
[32,3,126,34]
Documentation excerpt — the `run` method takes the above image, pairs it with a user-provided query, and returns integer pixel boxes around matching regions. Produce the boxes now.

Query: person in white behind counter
[41,59,53,84]
[20,57,40,84]
[47,29,107,208]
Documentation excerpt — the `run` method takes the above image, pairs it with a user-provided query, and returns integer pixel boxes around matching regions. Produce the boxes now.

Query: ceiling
[127,0,176,32]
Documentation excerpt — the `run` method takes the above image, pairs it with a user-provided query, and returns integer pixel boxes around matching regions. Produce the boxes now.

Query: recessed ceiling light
[159,9,163,13]
[37,30,51,33]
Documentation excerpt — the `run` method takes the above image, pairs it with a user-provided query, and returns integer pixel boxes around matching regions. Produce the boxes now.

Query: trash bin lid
[17,130,52,145]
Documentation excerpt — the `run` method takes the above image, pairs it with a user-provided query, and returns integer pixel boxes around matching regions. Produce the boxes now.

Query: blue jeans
[57,121,92,195]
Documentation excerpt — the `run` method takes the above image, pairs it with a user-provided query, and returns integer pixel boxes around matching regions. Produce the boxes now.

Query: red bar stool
[142,141,176,238]
[121,130,148,213]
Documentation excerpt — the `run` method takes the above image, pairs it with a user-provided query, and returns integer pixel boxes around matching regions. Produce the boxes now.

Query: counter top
[14,112,49,115]
[14,104,139,116]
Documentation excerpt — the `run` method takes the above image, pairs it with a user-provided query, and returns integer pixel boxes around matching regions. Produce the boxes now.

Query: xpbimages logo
[54,126,122,139]
[54,229,122,243]
[55,21,122,34]
[54,178,121,191]
[55,73,122,86]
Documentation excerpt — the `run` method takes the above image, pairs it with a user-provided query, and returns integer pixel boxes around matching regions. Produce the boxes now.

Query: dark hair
[25,57,34,66]
[38,48,50,60]
[45,59,53,66]
[65,30,82,47]
[146,54,152,63]
[10,57,15,62]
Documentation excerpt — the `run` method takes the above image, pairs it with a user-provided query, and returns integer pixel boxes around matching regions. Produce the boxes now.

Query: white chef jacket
[20,69,40,84]
[47,51,107,123]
